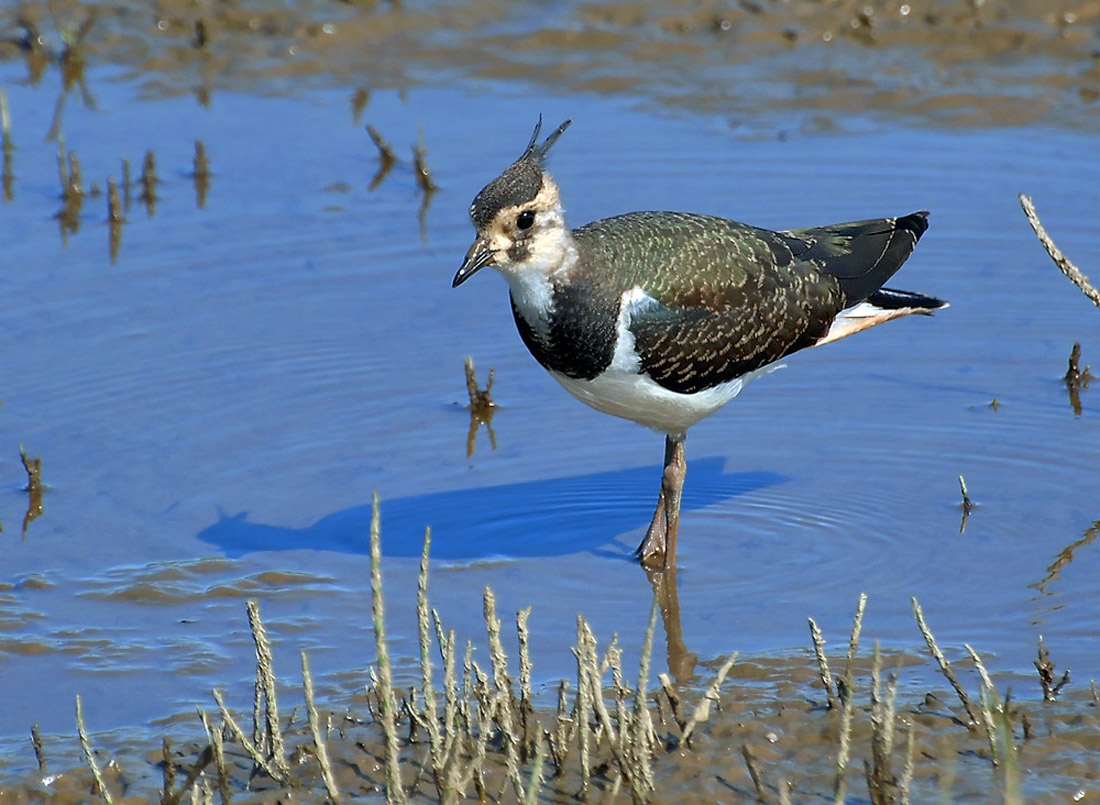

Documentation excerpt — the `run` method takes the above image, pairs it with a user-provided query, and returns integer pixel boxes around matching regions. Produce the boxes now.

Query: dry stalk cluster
[909,596,1024,798]
[5,72,206,264]
[364,495,737,804]
[797,594,1062,804]
[1035,635,1071,702]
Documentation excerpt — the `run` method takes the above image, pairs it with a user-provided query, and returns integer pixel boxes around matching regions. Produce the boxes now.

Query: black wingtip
[899,210,930,240]
[868,287,948,311]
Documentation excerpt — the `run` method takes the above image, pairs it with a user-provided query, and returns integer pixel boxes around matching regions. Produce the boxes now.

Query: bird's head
[453,118,573,288]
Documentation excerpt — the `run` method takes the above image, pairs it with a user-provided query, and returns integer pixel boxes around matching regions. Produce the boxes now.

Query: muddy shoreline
[3,617,1097,802]
[3,0,1100,129]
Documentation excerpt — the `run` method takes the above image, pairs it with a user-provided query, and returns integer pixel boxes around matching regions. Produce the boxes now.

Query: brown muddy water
[2,0,1100,799]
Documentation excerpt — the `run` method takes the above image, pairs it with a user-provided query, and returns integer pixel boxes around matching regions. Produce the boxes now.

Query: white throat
[498,213,578,337]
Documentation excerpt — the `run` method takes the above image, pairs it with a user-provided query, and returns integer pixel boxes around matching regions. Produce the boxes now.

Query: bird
[453,118,946,571]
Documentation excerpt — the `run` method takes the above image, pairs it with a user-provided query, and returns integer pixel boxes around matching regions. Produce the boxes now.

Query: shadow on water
[197,457,786,562]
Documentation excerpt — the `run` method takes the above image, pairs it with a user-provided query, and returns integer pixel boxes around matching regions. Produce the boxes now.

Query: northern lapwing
[453,119,946,571]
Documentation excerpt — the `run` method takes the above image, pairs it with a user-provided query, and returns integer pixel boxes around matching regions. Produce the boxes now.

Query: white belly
[544,285,781,435]
[551,367,762,436]
[553,289,784,434]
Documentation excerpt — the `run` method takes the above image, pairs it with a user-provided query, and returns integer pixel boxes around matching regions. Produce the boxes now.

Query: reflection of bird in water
[454,118,946,570]
[647,568,697,684]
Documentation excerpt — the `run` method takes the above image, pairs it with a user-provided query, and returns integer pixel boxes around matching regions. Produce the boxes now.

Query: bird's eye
[516,210,536,231]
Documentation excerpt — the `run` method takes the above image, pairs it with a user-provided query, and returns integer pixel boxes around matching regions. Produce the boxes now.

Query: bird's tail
[788,211,931,304]
[815,286,948,347]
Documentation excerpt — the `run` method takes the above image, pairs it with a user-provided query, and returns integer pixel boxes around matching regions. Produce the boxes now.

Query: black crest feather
[470,117,572,230]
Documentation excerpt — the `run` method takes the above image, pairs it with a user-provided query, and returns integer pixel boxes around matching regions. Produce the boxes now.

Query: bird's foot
[636,501,668,570]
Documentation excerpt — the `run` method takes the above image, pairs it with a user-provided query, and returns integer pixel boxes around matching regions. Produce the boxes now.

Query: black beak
[453,240,496,288]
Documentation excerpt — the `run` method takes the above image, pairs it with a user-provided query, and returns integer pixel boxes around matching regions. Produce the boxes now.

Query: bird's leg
[636,434,687,570]
[661,435,686,568]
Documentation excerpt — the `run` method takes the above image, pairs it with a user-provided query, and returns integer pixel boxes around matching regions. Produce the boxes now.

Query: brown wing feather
[627,234,844,394]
